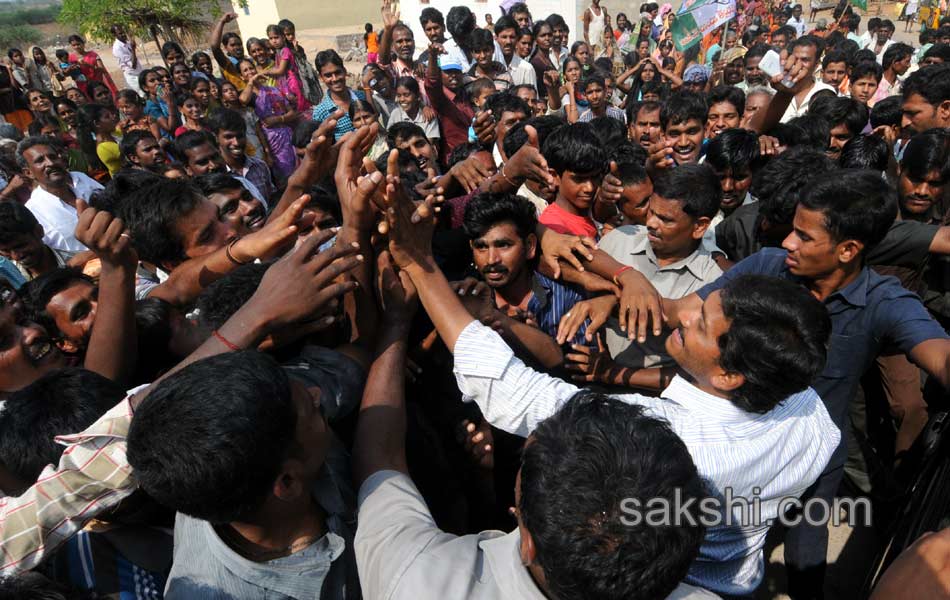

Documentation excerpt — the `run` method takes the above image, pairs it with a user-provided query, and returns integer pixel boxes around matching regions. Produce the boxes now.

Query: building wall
[231,0,379,36]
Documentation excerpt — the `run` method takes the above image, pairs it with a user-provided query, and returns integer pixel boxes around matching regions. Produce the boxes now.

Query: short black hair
[118,177,208,265]
[173,129,217,162]
[609,143,648,186]
[752,146,835,226]
[387,121,428,148]
[134,297,181,384]
[207,107,246,135]
[717,275,831,413]
[315,49,344,71]
[193,172,245,197]
[581,72,607,94]
[27,114,61,137]
[22,268,95,340]
[705,128,763,175]
[745,43,771,62]
[870,95,902,128]
[463,192,537,241]
[118,130,159,166]
[781,115,831,151]
[470,28,495,52]
[541,122,606,176]
[519,390,706,600]
[660,92,707,130]
[821,48,849,69]
[901,128,950,183]
[0,368,123,488]
[839,135,889,171]
[799,169,897,252]
[15,135,64,170]
[91,169,161,214]
[503,115,564,158]
[494,14,518,35]
[923,43,950,63]
[882,42,914,69]
[485,91,531,120]
[850,60,883,84]
[879,18,896,32]
[292,119,321,149]
[707,85,746,117]
[902,63,950,106]
[0,201,40,243]
[588,116,627,154]
[625,100,661,126]
[128,351,299,523]
[651,163,721,219]
[808,96,868,136]
[419,6,445,27]
[788,34,823,55]
[195,263,268,331]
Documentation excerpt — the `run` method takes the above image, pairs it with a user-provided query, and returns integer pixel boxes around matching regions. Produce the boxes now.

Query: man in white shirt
[111,25,143,94]
[20,137,103,253]
[492,14,537,89]
[780,36,836,122]
[380,186,839,597]
[786,4,806,38]
[353,253,717,600]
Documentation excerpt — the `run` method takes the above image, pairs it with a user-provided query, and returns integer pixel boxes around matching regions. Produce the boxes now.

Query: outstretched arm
[210,13,242,77]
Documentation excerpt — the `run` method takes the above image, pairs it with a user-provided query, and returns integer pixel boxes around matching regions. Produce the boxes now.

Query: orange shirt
[366,32,379,53]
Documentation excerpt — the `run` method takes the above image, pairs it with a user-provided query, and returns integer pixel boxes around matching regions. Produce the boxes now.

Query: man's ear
[272,459,307,502]
[710,369,745,395]
[836,239,865,266]
[691,216,712,240]
[518,521,537,566]
[56,338,81,354]
[525,232,538,260]
[938,99,950,126]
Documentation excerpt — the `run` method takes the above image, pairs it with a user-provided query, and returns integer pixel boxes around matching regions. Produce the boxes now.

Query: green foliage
[58,0,245,43]
[0,5,62,28]
[0,25,44,48]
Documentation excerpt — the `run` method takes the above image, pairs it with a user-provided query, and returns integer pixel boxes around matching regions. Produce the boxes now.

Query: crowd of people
[0,0,949,598]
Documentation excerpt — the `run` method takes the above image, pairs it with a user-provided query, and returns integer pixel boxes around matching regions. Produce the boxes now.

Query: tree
[58,0,246,48]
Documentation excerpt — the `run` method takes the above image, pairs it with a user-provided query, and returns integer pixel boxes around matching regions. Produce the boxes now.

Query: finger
[649,294,663,337]
[525,125,540,149]
[609,160,619,176]
[310,279,360,308]
[596,331,607,353]
[386,147,400,183]
[102,217,125,249]
[587,311,609,342]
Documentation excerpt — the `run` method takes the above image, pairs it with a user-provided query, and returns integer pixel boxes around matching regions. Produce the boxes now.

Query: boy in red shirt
[538,122,605,238]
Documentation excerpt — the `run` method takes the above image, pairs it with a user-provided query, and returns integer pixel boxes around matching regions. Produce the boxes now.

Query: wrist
[218,302,271,347]
[403,255,438,278]
[229,236,256,264]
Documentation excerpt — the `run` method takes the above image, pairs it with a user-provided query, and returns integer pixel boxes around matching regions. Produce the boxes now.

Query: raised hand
[234,194,308,261]
[335,124,385,230]
[383,149,437,269]
[377,250,418,323]
[74,200,137,268]
[556,294,617,345]
[503,125,554,187]
[457,418,494,469]
[564,333,616,383]
[537,225,597,280]
[472,109,496,147]
[450,153,496,193]
[599,160,623,204]
[381,0,400,28]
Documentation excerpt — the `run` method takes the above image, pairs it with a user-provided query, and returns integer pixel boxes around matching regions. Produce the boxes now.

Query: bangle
[212,329,241,351]
[225,238,248,266]
[500,163,518,188]
[612,265,633,286]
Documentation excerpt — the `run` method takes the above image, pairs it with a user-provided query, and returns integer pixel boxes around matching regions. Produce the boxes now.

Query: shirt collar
[826,266,871,307]
[480,530,549,599]
[628,229,712,280]
[661,375,754,424]
[528,272,550,312]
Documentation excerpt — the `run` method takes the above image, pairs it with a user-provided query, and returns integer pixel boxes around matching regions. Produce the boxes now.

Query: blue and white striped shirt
[452,321,839,596]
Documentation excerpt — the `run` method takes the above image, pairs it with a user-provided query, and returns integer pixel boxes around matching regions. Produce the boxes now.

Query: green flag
[851,0,867,10]
[671,12,703,51]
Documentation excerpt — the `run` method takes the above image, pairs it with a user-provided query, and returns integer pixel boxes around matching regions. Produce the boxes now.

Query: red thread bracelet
[212,330,241,351]
[612,265,633,286]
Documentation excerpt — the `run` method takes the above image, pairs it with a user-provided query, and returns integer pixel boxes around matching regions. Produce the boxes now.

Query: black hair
[502,115,564,158]
[15,135,64,170]
[588,116,628,155]
[117,177,207,265]
[625,99,661,127]
[394,75,421,97]
[486,91,531,120]
[541,122,607,176]
[446,141,484,167]
[347,98,377,121]
[850,60,883,84]
[27,114,61,136]
[752,146,835,226]
[277,18,294,31]
[419,7,445,27]
[22,267,95,338]
[206,107,246,135]
[799,169,896,252]
[808,96,868,136]
[546,13,568,32]
[75,103,111,172]
[639,80,668,102]
[387,121,428,148]
[193,172,245,197]
[745,43,771,62]
[651,163,720,219]
[127,351,299,523]
[821,48,849,69]
[902,63,950,105]
[879,18,895,32]
[870,95,901,129]
[161,41,185,61]
[315,49,344,72]
[470,28,495,52]
[221,31,242,49]
[660,92,707,130]
[717,275,831,413]
[494,14,518,36]
[867,17,883,30]
[195,263,269,331]
[292,119,321,149]
[705,128,763,175]
[134,297,180,383]
[173,129,217,162]
[91,169,160,214]
[610,143,648,186]
[519,390,706,600]
[923,43,950,63]
[780,115,831,151]
[851,49,877,67]
[118,130,159,166]
[788,34,823,55]
[839,134,889,171]
[901,128,950,183]
[508,2,531,18]
[447,6,477,53]
[707,85,746,117]
[188,76,210,92]
[581,72,607,93]
[0,201,40,242]
[882,42,914,70]
[773,25,796,41]
[463,192,538,240]
[0,368,123,488]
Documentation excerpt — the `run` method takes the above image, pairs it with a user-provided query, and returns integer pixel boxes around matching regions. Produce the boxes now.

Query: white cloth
[780,81,836,122]
[504,53,538,89]
[587,5,607,47]
[786,16,806,38]
[872,39,896,64]
[452,320,839,596]
[442,37,472,72]
[113,39,142,94]
[355,469,720,600]
[26,172,103,252]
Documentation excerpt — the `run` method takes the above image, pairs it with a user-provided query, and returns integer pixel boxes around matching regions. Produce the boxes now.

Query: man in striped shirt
[578,74,627,123]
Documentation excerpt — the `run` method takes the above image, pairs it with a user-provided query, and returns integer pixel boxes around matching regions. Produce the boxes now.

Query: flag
[851,0,867,10]
[673,0,737,51]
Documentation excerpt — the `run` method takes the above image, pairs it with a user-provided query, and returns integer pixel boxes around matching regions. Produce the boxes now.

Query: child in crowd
[538,122,605,238]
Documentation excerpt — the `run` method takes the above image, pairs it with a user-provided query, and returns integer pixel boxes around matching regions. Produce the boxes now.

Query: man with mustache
[897,129,950,224]
[626,100,662,151]
[737,44,772,92]
[194,173,267,235]
[20,137,103,253]
[209,108,275,202]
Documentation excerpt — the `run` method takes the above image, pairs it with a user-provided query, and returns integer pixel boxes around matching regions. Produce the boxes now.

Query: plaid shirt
[311,90,365,141]
[0,397,136,575]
